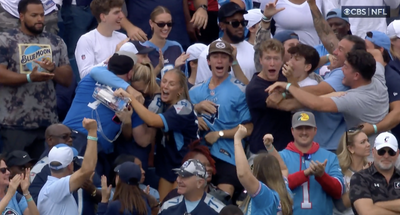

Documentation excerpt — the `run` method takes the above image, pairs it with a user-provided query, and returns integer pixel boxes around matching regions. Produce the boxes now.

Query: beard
[225,28,244,44]
[24,22,44,35]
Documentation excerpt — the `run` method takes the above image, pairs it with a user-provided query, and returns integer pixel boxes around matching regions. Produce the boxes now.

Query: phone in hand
[112,115,122,124]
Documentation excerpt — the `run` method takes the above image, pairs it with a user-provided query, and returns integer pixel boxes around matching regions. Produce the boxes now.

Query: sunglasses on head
[153,22,173,28]
[377,148,396,156]
[0,167,8,174]
[346,125,364,145]
[223,20,248,28]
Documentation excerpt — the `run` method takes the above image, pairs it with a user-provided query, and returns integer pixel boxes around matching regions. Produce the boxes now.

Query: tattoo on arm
[309,5,338,54]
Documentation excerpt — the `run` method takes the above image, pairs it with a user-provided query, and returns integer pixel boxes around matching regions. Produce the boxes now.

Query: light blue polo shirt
[37,175,78,215]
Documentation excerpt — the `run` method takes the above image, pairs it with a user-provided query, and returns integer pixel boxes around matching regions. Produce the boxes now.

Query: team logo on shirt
[18,44,53,74]
[297,113,310,121]
[202,104,220,124]
[394,182,400,189]
[4,208,18,215]
[81,55,86,60]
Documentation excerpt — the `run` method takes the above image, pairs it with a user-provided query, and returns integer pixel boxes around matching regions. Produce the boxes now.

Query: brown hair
[242,153,293,215]
[113,181,150,214]
[150,6,171,21]
[288,44,320,74]
[259,39,285,58]
[164,69,190,102]
[90,0,124,23]
[131,62,160,97]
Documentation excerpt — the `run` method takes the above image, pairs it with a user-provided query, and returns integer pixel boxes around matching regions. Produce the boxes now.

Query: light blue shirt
[37,175,78,215]
[185,199,201,213]
[314,44,330,78]
[1,192,27,215]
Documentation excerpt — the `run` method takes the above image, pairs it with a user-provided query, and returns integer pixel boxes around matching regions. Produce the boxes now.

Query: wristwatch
[199,4,208,11]
[218,131,224,138]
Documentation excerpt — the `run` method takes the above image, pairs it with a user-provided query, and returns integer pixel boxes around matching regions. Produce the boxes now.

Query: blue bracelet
[26,74,32,83]
[282,92,286,99]
[286,83,291,91]
[372,124,378,134]
[87,136,98,141]
[26,197,33,202]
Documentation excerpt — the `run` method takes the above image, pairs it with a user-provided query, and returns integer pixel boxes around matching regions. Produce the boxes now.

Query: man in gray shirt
[266,49,388,160]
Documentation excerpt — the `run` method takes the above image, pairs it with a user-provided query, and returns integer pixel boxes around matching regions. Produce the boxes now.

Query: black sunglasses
[153,22,173,28]
[377,148,397,156]
[223,20,248,28]
[346,125,364,145]
[0,167,8,174]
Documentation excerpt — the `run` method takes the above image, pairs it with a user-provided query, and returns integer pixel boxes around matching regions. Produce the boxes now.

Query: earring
[177,93,181,98]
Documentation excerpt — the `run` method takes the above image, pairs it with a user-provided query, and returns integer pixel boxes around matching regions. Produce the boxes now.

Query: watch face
[219,131,224,136]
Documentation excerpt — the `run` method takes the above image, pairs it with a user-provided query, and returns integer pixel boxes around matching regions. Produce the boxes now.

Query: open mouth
[268,69,277,74]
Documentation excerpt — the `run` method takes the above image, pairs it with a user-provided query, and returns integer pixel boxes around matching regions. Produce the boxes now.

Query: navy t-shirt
[155,99,198,182]
[385,63,400,145]
[125,0,190,50]
[245,73,293,153]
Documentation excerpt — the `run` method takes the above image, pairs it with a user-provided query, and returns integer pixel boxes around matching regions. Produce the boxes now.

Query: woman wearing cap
[388,20,400,62]
[114,68,198,202]
[333,126,370,215]
[144,6,188,79]
[99,162,153,215]
[184,43,208,89]
[0,155,40,215]
[234,125,293,215]
[243,9,263,45]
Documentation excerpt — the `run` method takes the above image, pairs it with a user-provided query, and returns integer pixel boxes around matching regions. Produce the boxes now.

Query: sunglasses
[223,20,248,28]
[153,22,173,28]
[0,167,8,174]
[346,125,364,145]
[377,148,397,156]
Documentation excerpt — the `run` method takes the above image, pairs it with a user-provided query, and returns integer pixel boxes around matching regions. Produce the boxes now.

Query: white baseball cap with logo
[387,20,400,39]
[374,132,398,152]
[48,146,74,170]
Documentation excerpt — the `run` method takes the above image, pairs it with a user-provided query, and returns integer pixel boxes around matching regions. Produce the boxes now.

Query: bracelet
[87,136,98,141]
[232,60,238,66]
[262,15,271,23]
[23,192,30,196]
[91,189,97,197]
[286,83,291,91]
[373,124,378,134]
[26,74,32,83]
[265,145,274,152]
[326,54,330,62]
[282,92,286,99]
[26,197,33,202]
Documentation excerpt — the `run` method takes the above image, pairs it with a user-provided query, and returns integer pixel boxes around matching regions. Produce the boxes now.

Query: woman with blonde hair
[114,68,198,202]
[387,20,400,61]
[234,125,293,215]
[333,125,370,215]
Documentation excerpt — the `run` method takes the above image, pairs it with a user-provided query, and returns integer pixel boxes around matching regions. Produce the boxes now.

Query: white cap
[374,132,398,152]
[186,43,207,61]
[48,147,74,170]
[120,42,139,54]
[387,20,400,39]
[244,9,263,29]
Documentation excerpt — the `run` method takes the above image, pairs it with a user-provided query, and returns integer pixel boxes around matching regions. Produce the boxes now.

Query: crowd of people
[1,0,400,214]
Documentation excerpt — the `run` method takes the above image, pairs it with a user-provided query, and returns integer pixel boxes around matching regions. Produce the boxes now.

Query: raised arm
[69,118,98,192]
[262,134,288,177]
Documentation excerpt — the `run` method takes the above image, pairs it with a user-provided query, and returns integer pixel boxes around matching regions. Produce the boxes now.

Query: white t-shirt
[298,77,318,87]
[260,0,336,46]
[75,29,127,79]
[336,0,400,38]
[37,175,78,215]
[0,0,57,17]
[195,39,256,84]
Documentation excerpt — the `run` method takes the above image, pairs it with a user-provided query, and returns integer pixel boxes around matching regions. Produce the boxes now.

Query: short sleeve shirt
[0,28,69,129]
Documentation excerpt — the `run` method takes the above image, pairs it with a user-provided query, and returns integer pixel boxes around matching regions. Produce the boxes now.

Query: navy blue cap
[218,2,247,22]
[114,162,141,185]
[274,30,299,44]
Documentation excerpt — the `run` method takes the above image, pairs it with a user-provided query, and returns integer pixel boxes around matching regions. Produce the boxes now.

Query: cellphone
[112,115,122,124]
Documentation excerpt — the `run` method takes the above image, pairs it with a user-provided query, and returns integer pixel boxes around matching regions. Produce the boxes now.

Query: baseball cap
[172,159,208,179]
[387,20,400,39]
[274,30,299,44]
[365,31,391,52]
[208,40,233,58]
[326,8,349,23]
[374,132,398,152]
[48,144,77,170]
[5,150,37,167]
[218,2,247,22]
[243,9,263,29]
[108,51,137,75]
[119,40,155,55]
[186,43,207,61]
[292,111,316,128]
[114,161,142,185]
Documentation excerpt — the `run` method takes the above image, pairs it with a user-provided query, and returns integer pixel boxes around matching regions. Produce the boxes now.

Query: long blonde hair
[390,44,400,60]
[131,62,160,97]
[241,153,293,215]
[164,69,191,102]
[336,130,368,176]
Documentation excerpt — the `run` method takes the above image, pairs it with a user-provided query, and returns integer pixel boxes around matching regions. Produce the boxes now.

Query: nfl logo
[81,55,86,60]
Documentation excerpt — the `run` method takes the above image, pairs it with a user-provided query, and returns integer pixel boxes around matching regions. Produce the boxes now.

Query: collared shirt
[349,164,400,215]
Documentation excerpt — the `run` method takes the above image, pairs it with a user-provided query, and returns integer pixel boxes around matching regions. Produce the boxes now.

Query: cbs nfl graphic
[18,44,52,74]
[341,6,390,18]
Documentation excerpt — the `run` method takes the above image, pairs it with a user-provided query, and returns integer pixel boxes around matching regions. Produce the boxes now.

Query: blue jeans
[61,5,97,59]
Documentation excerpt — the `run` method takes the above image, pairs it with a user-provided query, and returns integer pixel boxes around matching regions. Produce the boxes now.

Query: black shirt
[245,73,293,153]
[349,164,400,215]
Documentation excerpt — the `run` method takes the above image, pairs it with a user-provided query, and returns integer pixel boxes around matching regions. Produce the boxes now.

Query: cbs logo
[343,8,367,16]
